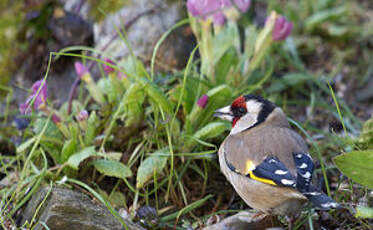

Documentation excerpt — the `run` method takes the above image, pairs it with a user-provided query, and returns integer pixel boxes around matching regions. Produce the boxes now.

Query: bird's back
[223,124,308,176]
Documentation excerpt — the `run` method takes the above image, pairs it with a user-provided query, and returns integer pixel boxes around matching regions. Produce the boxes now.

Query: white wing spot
[301,172,311,178]
[321,202,339,208]
[296,154,303,158]
[268,159,277,164]
[275,170,288,175]
[281,179,295,185]
[304,192,321,196]
[299,163,307,169]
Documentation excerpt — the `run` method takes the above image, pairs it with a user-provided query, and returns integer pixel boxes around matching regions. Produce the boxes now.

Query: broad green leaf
[97,78,117,103]
[34,117,63,140]
[136,149,169,188]
[267,73,312,93]
[212,22,240,65]
[194,122,229,140]
[120,56,147,78]
[121,82,145,126]
[333,150,373,188]
[82,74,105,105]
[140,78,173,115]
[59,100,83,117]
[355,206,373,218]
[61,139,77,163]
[17,136,37,153]
[188,85,232,132]
[67,146,97,170]
[305,6,346,31]
[92,159,132,179]
[215,48,238,85]
[359,116,373,149]
[85,111,97,145]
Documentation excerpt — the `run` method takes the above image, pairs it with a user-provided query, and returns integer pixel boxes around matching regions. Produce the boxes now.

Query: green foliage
[67,146,97,170]
[193,122,229,140]
[136,149,169,189]
[92,159,132,179]
[359,116,373,149]
[61,139,77,163]
[334,150,373,189]
[355,206,373,219]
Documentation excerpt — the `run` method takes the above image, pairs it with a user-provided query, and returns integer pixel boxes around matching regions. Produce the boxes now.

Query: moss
[87,0,130,22]
[0,0,24,92]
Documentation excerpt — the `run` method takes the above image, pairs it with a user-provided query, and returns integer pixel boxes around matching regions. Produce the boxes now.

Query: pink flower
[272,15,293,41]
[20,80,48,114]
[187,0,250,26]
[232,0,250,13]
[187,0,221,19]
[103,58,115,74]
[197,94,209,109]
[187,0,229,25]
[77,110,88,121]
[212,11,226,26]
[52,114,62,124]
[74,61,88,78]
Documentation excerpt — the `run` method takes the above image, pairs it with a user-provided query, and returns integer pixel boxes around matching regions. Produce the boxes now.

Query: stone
[202,211,282,230]
[21,186,145,230]
[93,0,191,72]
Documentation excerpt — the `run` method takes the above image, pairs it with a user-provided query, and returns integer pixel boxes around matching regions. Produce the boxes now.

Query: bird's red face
[230,96,248,127]
[214,95,276,133]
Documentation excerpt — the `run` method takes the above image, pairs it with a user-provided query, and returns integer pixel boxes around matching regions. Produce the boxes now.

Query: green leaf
[140,78,173,115]
[61,138,77,163]
[67,146,97,170]
[359,116,373,149]
[305,6,346,31]
[97,78,117,103]
[121,82,145,126]
[188,85,232,132]
[85,111,97,145]
[215,48,238,85]
[333,150,373,188]
[17,136,37,153]
[212,22,240,65]
[267,73,312,93]
[92,159,132,179]
[34,117,63,140]
[355,206,373,218]
[136,149,169,188]
[194,122,229,140]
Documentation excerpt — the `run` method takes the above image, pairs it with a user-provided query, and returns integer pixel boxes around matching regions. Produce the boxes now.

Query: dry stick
[67,6,159,114]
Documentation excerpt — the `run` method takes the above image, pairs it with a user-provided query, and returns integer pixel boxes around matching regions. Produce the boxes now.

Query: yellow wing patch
[245,160,277,186]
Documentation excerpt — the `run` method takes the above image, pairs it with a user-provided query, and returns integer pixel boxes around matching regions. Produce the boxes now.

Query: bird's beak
[214,105,233,122]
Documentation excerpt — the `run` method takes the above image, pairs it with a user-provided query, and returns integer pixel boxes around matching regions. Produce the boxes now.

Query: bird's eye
[238,107,246,114]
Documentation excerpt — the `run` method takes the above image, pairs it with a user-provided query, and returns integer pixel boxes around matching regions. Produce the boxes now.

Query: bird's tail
[303,186,341,210]
[293,152,341,210]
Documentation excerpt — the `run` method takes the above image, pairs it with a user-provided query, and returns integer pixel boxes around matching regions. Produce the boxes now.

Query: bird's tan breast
[218,125,308,214]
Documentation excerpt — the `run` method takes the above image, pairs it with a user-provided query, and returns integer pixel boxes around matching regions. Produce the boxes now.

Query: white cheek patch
[245,100,263,115]
[230,113,257,135]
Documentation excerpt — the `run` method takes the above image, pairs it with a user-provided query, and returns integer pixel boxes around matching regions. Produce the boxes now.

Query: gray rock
[203,211,282,230]
[93,0,190,71]
[22,186,145,230]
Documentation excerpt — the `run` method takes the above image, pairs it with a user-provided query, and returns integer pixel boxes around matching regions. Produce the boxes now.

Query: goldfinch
[214,94,340,215]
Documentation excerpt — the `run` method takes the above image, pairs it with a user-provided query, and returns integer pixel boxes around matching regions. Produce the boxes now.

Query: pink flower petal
[233,0,250,13]
[74,61,88,77]
[103,58,115,74]
[272,15,293,41]
[197,94,209,109]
